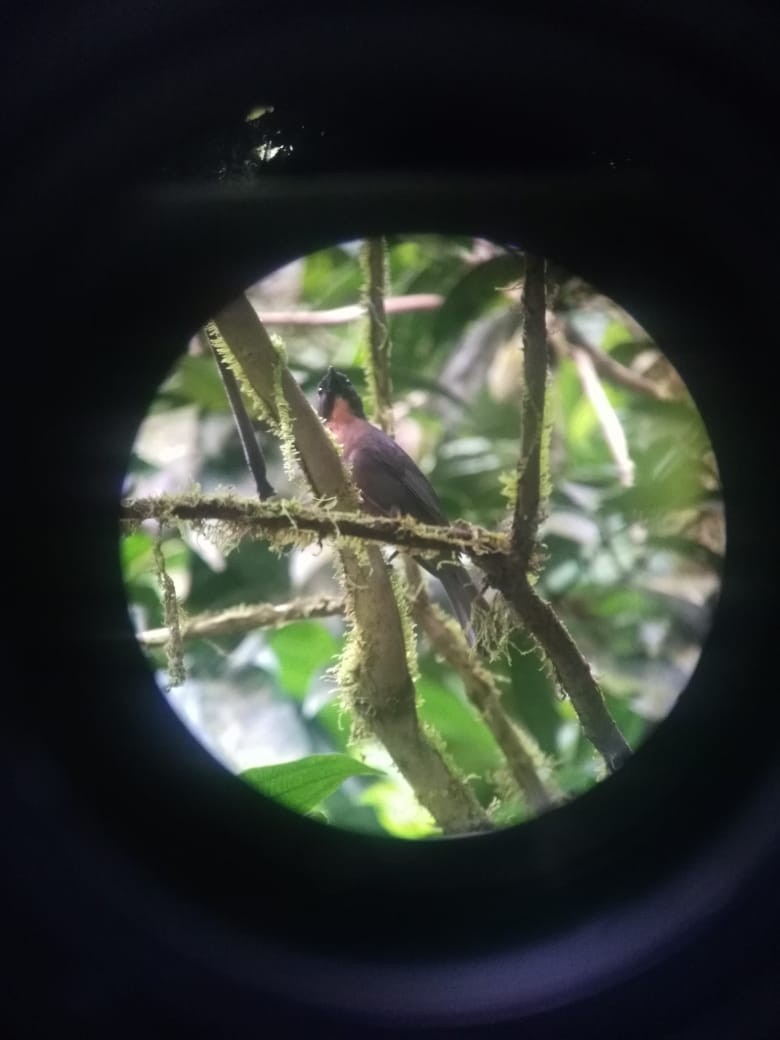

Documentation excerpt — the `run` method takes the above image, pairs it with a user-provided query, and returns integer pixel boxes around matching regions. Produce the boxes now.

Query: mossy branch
[137,595,345,647]
[152,537,185,686]
[484,566,632,772]
[361,237,394,434]
[208,294,491,834]
[403,558,561,814]
[120,494,508,557]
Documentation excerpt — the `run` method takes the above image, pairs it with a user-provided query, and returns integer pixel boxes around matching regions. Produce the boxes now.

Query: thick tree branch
[120,494,509,557]
[512,252,548,568]
[209,295,491,834]
[137,595,345,647]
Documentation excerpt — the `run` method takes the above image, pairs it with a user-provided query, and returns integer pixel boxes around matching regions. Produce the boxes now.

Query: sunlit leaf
[359,779,440,838]
[241,754,381,814]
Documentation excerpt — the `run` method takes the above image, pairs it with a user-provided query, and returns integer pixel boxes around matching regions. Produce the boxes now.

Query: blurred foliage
[122,235,723,838]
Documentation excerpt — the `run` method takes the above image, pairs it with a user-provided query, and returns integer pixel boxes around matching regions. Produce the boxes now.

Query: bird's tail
[433,562,487,648]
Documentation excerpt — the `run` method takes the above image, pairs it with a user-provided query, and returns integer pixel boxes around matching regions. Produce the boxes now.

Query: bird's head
[317,367,367,421]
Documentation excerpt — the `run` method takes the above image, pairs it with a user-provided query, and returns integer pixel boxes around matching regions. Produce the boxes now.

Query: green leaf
[415,675,503,784]
[359,779,440,838]
[240,754,381,814]
[601,319,636,351]
[268,621,340,699]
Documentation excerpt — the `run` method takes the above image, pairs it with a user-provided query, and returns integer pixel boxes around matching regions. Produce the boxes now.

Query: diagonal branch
[403,558,561,814]
[482,562,632,772]
[571,346,635,487]
[208,294,491,834]
[551,317,675,402]
[137,595,345,647]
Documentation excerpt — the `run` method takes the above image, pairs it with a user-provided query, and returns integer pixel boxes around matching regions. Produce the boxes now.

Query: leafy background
[121,235,723,838]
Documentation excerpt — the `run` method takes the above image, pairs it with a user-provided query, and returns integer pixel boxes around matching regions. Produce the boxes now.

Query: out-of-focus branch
[549,320,674,401]
[361,237,394,434]
[208,295,491,834]
[512,252,548,569]
[571,346,635,487]
[254,293,443,326]
[137,595,345,647]
[404,559,560,815]
[152,537,185,686]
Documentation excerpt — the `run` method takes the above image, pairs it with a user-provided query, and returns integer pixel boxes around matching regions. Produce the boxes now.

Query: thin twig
[550,321,673,401]
[254,293,443,326]
[137,595,345,647]
[571,346,635,487]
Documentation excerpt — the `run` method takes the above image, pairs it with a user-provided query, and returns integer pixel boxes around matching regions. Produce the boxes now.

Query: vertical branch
[152,536,185,687]
[484,250,631,774]
[513,252,547,568]
[361,237,394,434]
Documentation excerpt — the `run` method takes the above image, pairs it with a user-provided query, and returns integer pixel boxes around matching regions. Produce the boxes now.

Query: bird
[317,366,486,646]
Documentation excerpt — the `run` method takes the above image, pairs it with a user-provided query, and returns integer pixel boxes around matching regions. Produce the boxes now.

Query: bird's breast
[326,414,367,458]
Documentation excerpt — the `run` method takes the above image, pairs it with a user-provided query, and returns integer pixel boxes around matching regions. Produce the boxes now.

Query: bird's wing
[349,432,448,525]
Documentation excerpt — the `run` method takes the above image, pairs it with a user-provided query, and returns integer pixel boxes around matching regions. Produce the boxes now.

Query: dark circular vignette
[5,1,779,1036]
